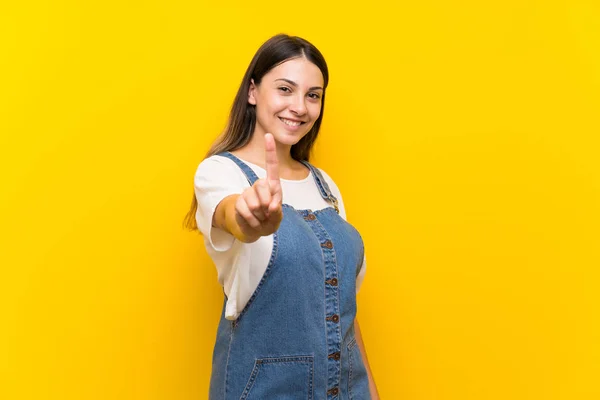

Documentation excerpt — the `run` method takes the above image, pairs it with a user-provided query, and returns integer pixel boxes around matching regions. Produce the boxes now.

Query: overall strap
[217,152,339,214]
[300,160,340,214]
[216,152,259,186]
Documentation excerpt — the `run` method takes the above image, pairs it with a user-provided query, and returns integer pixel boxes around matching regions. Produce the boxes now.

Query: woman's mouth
[279,117,305,128]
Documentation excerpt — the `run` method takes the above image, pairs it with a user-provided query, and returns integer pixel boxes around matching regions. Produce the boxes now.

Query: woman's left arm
[354,319,380,399]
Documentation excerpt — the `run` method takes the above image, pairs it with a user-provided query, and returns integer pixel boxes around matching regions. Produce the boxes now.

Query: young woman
[185,33,379,399]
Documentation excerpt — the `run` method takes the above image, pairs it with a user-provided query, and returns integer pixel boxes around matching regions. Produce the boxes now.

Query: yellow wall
[2,1,599,399]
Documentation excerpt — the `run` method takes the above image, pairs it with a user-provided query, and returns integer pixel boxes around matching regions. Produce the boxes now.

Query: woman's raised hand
[234,133,283,240]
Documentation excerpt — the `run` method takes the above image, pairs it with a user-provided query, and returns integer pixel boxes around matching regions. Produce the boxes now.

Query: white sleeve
[318,168,367,294]
[194,156,250,251]
[356,255,367,293]
[195,155,263,320]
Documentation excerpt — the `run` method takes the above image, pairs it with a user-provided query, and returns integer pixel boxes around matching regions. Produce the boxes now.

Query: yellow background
[1,1,599,399]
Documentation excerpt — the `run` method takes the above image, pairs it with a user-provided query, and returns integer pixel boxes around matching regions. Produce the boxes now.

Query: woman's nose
[289,95,307,115]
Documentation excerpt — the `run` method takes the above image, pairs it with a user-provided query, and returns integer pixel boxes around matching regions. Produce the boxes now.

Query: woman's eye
[278,87,320,99]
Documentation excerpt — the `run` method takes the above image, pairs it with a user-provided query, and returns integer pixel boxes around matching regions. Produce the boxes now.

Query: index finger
[264,133,280,185]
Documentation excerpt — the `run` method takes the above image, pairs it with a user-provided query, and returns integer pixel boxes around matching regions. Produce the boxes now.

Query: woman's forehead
[265,58,324,87]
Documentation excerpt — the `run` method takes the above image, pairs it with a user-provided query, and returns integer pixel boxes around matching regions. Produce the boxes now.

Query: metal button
[321,240,333,249]
[305,214,316,221]
[327,314,340,323]
[327,387,339,396]
[326,278,338,286]
[328,351,341,360]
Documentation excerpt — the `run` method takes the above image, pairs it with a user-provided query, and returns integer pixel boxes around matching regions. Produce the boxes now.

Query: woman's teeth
[280,118,302,127]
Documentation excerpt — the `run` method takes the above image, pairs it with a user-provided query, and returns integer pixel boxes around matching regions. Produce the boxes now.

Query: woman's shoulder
[197,153,234,168]
[194,154,249,189]
[310,164,348,219]
[196,154,240,176]
[312,165,340,193]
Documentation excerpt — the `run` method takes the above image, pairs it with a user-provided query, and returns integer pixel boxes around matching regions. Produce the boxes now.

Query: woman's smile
[278,116,306,131]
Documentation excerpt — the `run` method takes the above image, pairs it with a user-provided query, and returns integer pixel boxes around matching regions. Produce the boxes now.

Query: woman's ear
[248,79,257,105]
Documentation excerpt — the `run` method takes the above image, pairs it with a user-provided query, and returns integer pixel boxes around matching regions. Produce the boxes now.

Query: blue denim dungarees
[209,152,370,400]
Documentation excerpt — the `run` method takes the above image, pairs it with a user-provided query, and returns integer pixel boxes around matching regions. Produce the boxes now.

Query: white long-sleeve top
[194,154,367,320]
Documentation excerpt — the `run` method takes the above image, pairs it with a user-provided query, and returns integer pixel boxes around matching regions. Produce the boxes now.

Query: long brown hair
[183,33,330,231]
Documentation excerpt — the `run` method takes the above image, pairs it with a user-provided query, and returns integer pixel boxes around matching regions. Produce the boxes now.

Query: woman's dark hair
[183,33,329,231]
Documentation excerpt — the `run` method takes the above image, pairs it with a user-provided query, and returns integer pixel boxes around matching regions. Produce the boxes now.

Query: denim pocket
[239,355,314,400]
[347,338,370,400]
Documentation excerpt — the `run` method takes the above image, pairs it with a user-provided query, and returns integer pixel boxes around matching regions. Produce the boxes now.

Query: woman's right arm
[213,194,258,243]
[212,133,283,244]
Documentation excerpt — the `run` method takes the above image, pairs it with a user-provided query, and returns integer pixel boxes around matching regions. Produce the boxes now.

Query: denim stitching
[348,347,354,400]
[286,204,337,215]
[331,232,343,398]
[254,355,313,363]
[239,359,260,400]
[309,355,314,400]
[313,207,364,279]
[238,356,314,400]
[310,215,343,395]
[347,336,358,350]
[234,230,279,326]
[313,207,337,215]
[300,161,341,207]
[300,161,328,198]
[306,163,340,209]
[347,337,357,400]
[217,152,259,186]
[224,322,234,399]
[313,169,336,201]
[320,214,328,400]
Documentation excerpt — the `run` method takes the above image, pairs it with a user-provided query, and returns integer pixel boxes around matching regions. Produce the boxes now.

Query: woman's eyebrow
[275,78,323,91]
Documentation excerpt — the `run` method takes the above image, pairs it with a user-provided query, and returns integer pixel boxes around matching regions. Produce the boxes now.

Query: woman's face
[248,57,324,147]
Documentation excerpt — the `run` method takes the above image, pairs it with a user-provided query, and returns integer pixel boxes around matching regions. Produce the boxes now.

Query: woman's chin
[272,131,305,146]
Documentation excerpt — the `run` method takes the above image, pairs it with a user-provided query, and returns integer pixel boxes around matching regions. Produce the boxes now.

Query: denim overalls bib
[209,152,370,400]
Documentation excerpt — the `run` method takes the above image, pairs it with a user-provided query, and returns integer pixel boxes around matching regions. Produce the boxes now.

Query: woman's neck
[235,133,296,170]
[230,132,310,180]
